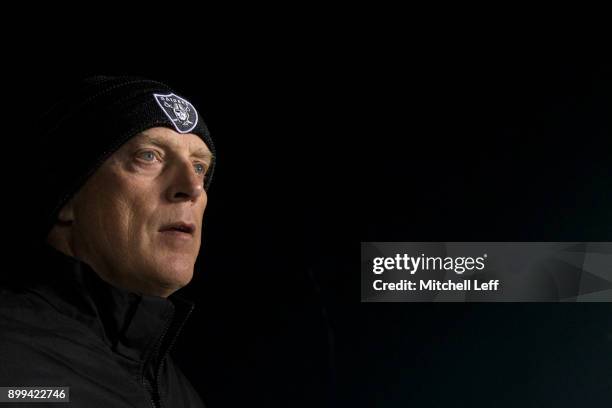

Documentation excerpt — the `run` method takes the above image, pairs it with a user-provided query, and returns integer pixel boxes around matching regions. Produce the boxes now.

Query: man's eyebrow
[191,149,214,162]
[135,133,213,162]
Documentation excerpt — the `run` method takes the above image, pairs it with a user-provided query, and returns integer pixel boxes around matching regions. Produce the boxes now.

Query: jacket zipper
[144,308,174,408]
[152,304,194,408]
[144,377,157,408]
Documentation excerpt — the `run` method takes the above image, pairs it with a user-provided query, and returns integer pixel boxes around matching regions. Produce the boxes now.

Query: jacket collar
[24,243,195,364]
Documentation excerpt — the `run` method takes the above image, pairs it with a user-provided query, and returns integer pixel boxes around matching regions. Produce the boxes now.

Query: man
[0,76,214,407]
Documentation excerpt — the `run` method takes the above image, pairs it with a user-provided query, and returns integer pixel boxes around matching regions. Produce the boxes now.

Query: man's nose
[165,160,205,203]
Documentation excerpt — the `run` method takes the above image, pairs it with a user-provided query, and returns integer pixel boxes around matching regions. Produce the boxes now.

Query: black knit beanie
[35,75,216,242]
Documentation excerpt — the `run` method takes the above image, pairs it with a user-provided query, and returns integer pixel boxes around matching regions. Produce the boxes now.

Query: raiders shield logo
[153,93,199,133]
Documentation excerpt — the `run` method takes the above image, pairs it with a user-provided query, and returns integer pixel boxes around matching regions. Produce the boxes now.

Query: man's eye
[136,151,158,162]
[194,163,207,175]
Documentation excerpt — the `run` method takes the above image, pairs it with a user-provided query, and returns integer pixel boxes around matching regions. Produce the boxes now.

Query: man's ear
[57,198,75,224]
[47,197,76,257]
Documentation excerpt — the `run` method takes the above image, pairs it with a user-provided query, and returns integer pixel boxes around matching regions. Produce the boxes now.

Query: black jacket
[0,243,206,407]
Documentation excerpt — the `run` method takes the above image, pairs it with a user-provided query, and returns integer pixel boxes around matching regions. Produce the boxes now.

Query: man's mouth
[159,222,196,236]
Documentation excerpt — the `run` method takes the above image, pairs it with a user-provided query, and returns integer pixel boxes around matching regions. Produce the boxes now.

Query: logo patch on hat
[153,93,199,133]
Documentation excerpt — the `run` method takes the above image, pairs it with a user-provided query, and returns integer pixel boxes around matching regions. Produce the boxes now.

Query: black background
[4,23,612,407]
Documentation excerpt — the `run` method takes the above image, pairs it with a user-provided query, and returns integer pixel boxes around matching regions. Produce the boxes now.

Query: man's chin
[149,260,195,291]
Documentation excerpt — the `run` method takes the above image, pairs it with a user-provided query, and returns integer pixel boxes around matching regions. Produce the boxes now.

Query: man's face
[63,127,213,297]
